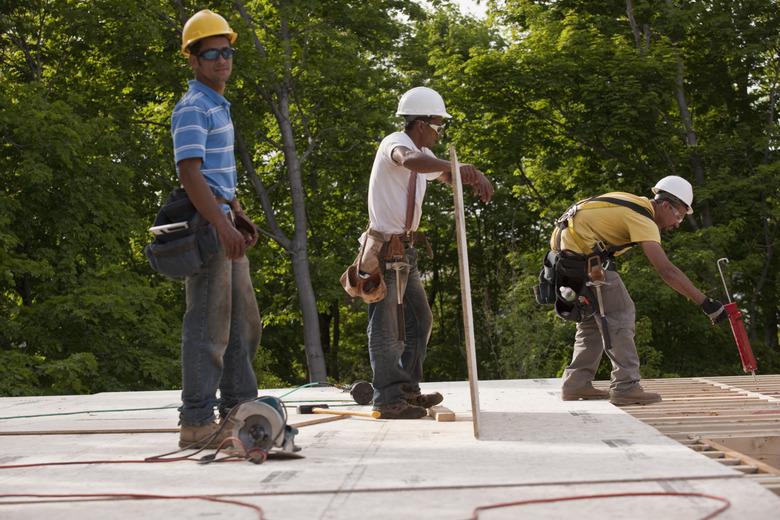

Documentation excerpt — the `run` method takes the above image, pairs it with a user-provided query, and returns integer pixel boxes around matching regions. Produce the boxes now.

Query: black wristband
[700,297,722,314]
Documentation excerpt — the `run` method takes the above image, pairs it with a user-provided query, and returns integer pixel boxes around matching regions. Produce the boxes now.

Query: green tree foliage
[434,0,780,378]
[0,0,186,394]
[1,0,778,397]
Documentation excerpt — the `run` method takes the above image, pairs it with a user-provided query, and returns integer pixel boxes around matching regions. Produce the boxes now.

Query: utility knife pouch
[144,189,220,279]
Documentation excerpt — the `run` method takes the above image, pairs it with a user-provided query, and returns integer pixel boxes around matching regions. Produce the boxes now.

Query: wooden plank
[0,415,348,436]
[644,416,780,426]
[0,428,178,436]
[449,144,480,439]
[427,405,456,422]
[290,415,349,428]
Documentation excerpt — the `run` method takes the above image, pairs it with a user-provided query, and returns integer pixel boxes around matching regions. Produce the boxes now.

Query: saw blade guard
[231,396,295,452]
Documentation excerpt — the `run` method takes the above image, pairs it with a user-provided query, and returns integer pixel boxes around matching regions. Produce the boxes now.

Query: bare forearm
[657,264,706,304]
[398,151,451,174]
[641,241,705,304]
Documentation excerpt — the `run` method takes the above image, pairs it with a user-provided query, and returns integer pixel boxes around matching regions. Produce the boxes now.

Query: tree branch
[130,119,168,128]
[234,123,291,251]
[517,159,547,207]
[233,0,268,59]
[625,0,643,52]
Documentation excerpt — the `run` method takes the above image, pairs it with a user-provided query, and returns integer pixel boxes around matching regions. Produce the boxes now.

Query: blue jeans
[367,247,433,406]
[180,241,262,426]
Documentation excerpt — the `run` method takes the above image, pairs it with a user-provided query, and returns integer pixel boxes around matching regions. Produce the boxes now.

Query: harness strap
[554,195,655,256]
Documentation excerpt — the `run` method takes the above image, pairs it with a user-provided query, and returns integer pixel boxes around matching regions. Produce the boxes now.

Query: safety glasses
[426,121,445,135]
[198,47,236,61]
[667,201,685,223]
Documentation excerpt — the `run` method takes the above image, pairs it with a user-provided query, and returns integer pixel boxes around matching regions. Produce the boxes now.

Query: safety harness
[553,196,654,260]
[535,196,656,347]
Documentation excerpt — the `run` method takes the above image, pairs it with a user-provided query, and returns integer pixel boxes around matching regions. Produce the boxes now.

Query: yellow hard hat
[181,9,237,56]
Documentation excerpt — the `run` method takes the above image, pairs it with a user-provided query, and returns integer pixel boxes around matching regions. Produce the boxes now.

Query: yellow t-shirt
[550,192,660,255]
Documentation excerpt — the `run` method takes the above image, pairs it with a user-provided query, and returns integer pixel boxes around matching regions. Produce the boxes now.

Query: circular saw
[230,396,299,456]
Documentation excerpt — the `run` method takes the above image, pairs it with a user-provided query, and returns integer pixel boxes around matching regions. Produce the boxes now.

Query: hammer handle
[313,408,380,419]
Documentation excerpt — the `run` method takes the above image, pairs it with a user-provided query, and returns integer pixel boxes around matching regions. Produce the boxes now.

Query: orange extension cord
[0,493,264,519]
[470,491,731,520]
[0,489,733,520]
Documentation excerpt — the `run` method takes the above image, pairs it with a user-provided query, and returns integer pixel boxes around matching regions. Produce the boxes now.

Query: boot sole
[610,397,662,406]
[561,395,609,401]
[404,395,444,408]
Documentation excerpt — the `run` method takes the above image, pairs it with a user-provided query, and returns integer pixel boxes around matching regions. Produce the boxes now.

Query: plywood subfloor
[1,378,779,519]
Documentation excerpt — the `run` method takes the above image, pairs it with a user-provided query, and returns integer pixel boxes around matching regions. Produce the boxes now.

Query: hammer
[296,404,380,419]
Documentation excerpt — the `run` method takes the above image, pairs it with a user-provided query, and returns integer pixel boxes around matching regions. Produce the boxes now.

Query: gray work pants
[561,270,641,393]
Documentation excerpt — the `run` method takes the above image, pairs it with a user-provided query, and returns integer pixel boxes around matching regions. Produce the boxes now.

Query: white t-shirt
[367,131,442,234]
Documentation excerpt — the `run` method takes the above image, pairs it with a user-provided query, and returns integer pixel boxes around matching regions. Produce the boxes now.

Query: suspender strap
[404,171,418,235]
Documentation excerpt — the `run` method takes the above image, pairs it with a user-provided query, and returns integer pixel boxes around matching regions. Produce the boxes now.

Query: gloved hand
[701,297,727,324]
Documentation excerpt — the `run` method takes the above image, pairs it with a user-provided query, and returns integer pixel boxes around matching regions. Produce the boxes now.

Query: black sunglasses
[198,47,236,60]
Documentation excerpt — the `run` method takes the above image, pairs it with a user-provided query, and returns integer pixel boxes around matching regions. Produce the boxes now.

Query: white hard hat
[396,87,451,118]
[652,175,694,214]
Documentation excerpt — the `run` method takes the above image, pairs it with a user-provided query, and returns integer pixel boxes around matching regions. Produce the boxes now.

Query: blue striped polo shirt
[171,80,236,208]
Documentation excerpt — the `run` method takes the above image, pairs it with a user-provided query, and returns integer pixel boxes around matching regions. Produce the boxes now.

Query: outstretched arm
[641,241,726,323]
[640,241,705,303]
[391,147,493,202]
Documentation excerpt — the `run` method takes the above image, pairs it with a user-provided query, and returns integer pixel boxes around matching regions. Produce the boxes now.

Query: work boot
[561,384,609,401]
[179,419,234,449]
[404,391,444,409]
[609,385,662,406]
[373,401,427,420]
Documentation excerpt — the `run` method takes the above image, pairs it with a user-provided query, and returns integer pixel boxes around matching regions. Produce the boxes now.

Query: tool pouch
[533,251,558,305]
[385,235,406,262]
[144,188,220,279]
[533,249,592,322]
[340,229,387,304]
[553,252,591,322]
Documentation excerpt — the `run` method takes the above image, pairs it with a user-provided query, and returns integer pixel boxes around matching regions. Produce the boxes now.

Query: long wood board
[449,144,481,438]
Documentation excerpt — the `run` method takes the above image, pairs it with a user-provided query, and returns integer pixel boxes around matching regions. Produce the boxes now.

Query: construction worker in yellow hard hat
[540,176,727,406]
[181,9,237,56]
[171,9,262,448]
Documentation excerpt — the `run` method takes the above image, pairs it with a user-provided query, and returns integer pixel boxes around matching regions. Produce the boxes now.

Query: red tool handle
[724,303,758,373]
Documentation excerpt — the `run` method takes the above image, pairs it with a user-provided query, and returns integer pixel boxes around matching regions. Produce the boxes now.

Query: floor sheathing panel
[1,378,779,519]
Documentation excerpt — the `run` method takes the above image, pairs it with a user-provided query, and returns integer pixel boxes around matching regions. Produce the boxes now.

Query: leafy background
[1,0,779,396]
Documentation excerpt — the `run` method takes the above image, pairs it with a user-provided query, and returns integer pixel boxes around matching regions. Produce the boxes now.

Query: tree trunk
[753,74,779,349]
[662,0,711,227]
[625,0,644,53]
[627,1,710,228]
[233,1,327,382]
[276,88,327,382]
[330,300,340,381]
[761,268,779,350]
[672,57,711,227]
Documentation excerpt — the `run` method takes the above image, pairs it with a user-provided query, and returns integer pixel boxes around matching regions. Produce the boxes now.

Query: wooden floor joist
[596,374,780,496]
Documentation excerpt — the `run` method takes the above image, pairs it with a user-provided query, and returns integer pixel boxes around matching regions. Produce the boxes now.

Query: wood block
[428,406,455,422]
